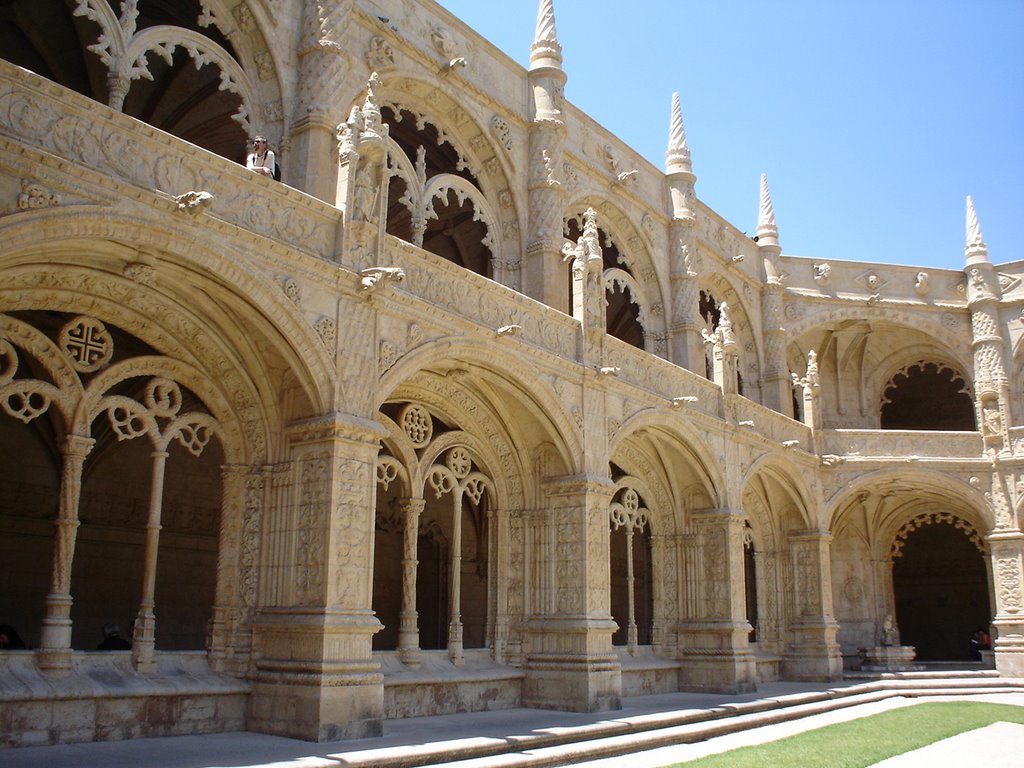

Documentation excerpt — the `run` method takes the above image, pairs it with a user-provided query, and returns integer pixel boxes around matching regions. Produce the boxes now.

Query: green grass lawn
[666,701,1024,768]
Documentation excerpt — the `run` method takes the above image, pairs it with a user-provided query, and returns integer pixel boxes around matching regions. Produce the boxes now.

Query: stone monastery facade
[0,0,1022,747]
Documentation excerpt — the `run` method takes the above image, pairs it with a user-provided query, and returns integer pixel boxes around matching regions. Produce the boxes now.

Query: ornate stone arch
[0,210,337,429]
[697,272,762,391]
[610,408,724,511]
[378,337,584,472]
[385,378,520,511]
[565,196,667,352]
[741,455,815,532]
[874,349,974,408]
[786,305,973,364]
[825,469,990,533]
[364,75,523,276]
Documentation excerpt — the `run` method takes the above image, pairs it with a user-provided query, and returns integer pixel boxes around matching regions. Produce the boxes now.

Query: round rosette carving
[58,316,113,372]
[399,403,432,447]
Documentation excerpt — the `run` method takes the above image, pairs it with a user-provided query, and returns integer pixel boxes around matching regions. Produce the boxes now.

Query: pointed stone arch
[360,75,523,281]
[565,197,667,354]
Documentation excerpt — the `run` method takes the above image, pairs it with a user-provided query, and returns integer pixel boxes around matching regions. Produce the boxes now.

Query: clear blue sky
[436,0,1023,271]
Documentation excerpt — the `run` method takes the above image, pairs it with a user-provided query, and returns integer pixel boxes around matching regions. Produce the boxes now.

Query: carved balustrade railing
[385,236,581,364]
[727,394,813,448]
[603,334,724,420]
[0,61,339,260]
[821,429,983,461]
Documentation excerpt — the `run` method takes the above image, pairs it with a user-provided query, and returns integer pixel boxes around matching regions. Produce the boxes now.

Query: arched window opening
[880,362,975,431]
[565,215,646,348]
[423,190,492,278]
[699,290,743,392]
[382,106,494,277]
[892,516,989,660]
[73,376,222,652]
[0,312,223,657]
[0,0,247,163]
[743,523,758,643]
[609,486,653,650]
[382,106,479,189]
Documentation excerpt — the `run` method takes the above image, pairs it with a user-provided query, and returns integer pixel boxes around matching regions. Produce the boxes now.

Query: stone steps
[337,675,1024,768]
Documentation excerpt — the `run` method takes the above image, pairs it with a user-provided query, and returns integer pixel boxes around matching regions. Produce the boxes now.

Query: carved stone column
[209,464,256,674]
[131,449,169,673]
[249,413,386,742]
[566,208,607,370]
[36,433,95,674]
[397,498,425,667]
[988,467,1024,674]
[678,508,756,693]
[289,0,353,202]
[665,93,703,372]
[336,74,391,272]
[782,531,843,680]
[702,303,739,397]
[757,174,790,414]
[522,475,621,712]
[524,0,569,310]
[447,489,465,666]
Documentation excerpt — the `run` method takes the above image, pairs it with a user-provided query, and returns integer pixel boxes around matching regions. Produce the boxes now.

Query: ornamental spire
[756,173,778,245]
[531,0,562,69]
[965,195,989,263]
[665,92,692,175]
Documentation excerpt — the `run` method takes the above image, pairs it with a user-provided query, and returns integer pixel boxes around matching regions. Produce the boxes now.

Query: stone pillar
[447,489,465,666]
[702,303,739,397]
[209,464,257,674]
[988,467,1024,675]
[336,74,391,272]
[782,531,843,680]
[132,449,169,674]
[522,475,621,712]
[491,508,511,664]
[756,174,790,414]
[36,434,95,674]
[523,0,569,310]
[289,0,350,202]
[249,413,385,742]
[397,498,425,667]
[760,282,790,414]
[678,508,756,693]
[665,93,703,372]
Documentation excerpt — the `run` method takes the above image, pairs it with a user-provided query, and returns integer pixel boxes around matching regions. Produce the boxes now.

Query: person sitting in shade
[96,623,130,650]
[246,135,277,179]
[0,624,26,649]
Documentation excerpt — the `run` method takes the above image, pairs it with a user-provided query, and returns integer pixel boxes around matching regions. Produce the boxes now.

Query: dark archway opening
[564,215,645,348]
[0,0,247,163]
[609,522,653,646]
[893,520,989,661]
[416,524,448,650]
[881,362,975,431]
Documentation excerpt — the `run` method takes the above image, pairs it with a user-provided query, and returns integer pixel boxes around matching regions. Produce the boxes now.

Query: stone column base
[782,619,843,681]
[522,618,622,712]
[248,611,384,742]
[678,648,757,693]
[994,631,1024,677]
[859,645,922,673]
[678,621,757,694]
[249,668,383,741]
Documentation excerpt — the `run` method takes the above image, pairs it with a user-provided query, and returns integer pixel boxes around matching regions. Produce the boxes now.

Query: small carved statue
[880,614,899,646]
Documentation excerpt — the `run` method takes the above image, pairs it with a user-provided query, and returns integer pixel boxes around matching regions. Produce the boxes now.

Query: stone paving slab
[1,684,1022,768]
